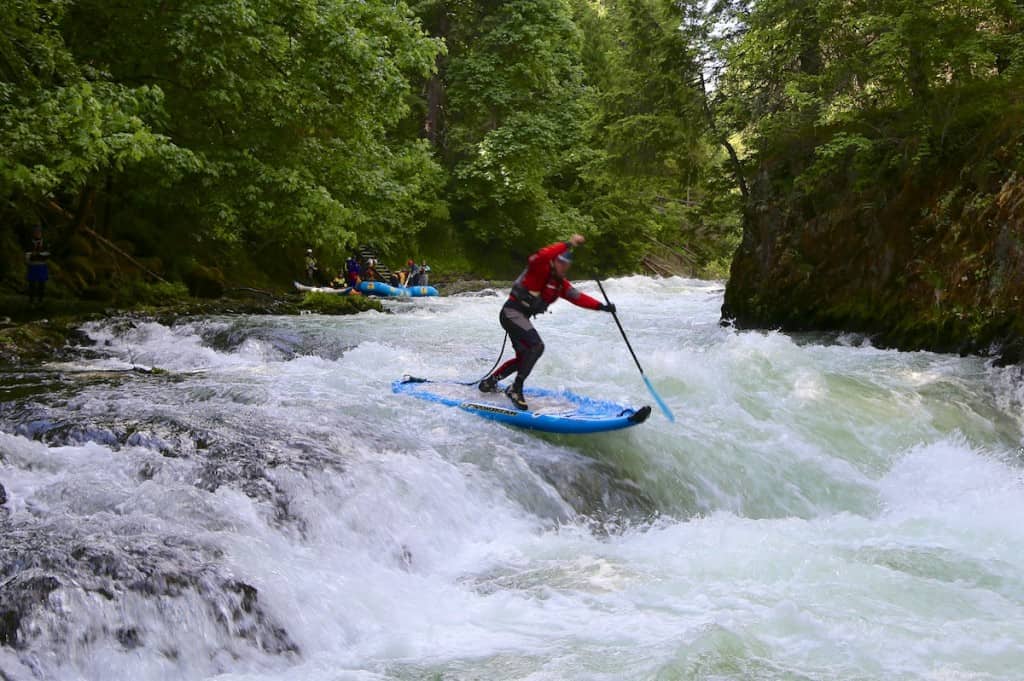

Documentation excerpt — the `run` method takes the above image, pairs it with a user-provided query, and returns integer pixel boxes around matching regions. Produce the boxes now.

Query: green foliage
[409,0,740,274]
[718,0,1024,352]
[299,291,382,315]
[119,281,190,307]
[0,0,190,218]
[74,0,444,253]
[714,0,1024,193]
[571,0,740,273]
[1,0,445,289]
[2,0,745,290]
[442,0,591,248]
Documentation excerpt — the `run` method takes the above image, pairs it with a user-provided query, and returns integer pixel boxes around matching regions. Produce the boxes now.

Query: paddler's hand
[599,303,616,314]
[569,234,585,247]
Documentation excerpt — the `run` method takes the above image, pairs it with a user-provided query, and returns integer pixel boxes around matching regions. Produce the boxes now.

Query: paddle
[595,279,675,422]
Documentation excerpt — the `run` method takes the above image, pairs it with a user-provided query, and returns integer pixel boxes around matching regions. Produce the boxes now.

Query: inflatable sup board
[393,377,651,434]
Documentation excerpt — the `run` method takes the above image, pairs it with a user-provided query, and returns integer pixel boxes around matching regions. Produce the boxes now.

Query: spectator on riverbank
[345,256,361,287]
[305,248,319,285]
[364,257,379,282]
[331,268,349,288]
[25,227,50,305]
[401,258,415,286]
[408,260,431,287]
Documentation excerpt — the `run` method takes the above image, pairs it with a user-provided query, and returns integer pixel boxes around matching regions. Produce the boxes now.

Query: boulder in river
[0,572,60,647]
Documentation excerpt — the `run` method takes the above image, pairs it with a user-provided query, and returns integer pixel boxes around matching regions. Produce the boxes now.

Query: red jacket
[508,241,601,314]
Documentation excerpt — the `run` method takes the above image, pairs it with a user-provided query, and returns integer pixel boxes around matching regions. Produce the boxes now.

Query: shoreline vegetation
[1,0,738,315]
[717,1,1024,365]
[3,1,1022,369]
[0,278,518,367]
[6,266,1024,371]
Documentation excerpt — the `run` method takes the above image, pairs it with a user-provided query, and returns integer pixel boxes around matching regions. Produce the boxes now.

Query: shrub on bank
[298,292,382,315]
[121,281,191,306]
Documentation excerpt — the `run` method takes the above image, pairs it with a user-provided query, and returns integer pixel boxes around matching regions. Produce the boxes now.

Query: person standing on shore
[305,248,319,285]
[401,258,415,286]
[478,234,615,410]
[345,255,361,287]
[25,227,50,305]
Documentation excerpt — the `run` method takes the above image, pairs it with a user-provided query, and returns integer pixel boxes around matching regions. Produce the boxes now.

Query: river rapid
[2,276,1024,680]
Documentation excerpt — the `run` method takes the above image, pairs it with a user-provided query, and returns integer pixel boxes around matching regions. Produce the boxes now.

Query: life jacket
[509,265,564,316]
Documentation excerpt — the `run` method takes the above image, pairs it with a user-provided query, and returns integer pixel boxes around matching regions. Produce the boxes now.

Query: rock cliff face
[723,121,1024,363]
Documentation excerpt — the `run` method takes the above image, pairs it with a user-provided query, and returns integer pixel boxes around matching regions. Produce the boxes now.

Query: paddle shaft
[595,279,645,376]
[595,278,675,422]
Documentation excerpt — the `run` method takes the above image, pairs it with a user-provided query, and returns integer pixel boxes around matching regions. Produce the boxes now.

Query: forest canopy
[1,0,740,294]
[2,0,1020,296]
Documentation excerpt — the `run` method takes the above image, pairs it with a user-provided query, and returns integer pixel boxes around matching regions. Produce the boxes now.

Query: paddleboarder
[479,234,615,410]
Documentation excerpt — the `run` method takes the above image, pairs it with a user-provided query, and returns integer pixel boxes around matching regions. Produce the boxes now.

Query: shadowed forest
[2,1,1022,352]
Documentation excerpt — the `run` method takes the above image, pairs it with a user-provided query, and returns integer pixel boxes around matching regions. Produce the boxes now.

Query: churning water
[3,277,1024,680]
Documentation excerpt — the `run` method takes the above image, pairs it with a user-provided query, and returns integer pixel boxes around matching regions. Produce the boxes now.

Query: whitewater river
[3,277,1024,680]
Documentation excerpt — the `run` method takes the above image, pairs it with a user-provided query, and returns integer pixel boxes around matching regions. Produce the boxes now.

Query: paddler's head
[554,249,573,277]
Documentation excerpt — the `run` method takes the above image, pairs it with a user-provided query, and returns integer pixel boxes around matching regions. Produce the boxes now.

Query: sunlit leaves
[2,0,445,266]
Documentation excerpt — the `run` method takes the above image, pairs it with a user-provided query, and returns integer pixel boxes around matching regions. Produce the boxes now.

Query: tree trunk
[424,4,450,146]
[699,72,749,200]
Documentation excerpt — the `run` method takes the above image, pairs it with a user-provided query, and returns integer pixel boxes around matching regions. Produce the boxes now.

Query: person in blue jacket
[25,227,50,305]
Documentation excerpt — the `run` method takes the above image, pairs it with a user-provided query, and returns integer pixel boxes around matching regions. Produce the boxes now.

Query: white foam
[4,277,1024,680]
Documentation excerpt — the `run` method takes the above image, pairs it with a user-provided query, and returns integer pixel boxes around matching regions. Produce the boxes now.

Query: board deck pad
[393,377,651,434]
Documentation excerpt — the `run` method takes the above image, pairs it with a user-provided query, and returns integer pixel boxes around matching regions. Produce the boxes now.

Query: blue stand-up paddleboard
[393,377,651,434]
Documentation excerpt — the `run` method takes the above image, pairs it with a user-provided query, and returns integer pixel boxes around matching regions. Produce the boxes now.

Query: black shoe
[478,376,498,393]
[505,385,528,411]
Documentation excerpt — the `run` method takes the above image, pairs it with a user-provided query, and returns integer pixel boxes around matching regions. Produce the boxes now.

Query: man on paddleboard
[479,234,615,410]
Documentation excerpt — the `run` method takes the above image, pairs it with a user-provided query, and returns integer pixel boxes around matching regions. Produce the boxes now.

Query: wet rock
[0,572,61,647]
[116,626,142,650]
[0,529,297,658]
[0,483,6,507]
[0,318,85,367]
[221,581,299,655]
[723,132,1024,363]
[0,391,332,537]
[523,450,657,531]
[400,545,414,569]
[441,279,514,296]
[184,265,226,299]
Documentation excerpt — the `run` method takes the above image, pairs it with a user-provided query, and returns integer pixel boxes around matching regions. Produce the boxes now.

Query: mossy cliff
[723,94,1024,363]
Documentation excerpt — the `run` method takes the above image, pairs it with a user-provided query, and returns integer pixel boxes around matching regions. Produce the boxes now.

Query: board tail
[628,405,652,424]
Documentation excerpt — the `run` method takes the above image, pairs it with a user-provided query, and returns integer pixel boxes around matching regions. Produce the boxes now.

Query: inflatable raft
[293,282,354,295]
[358,281,439,297]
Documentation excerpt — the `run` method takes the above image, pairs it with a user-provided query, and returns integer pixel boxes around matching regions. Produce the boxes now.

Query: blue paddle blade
[643,374,675,423]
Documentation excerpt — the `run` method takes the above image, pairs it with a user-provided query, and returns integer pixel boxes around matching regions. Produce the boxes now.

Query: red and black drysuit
[488,241,604,392]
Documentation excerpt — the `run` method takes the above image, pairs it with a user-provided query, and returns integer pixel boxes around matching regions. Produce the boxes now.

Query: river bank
[0,290,383,367]
[722,74,1024,367]
[0,278,520,367]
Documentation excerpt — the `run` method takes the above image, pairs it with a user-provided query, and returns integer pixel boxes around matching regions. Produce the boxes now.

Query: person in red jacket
[479,234,615,410]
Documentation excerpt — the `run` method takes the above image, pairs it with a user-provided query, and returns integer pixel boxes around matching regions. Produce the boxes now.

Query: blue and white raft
[393,376,651,434]
[358,281,439,298]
